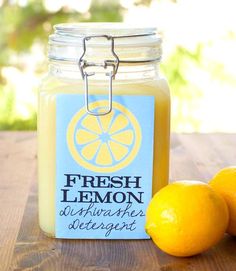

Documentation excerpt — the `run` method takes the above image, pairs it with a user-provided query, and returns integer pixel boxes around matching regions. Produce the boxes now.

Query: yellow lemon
[145,181,229,257]
[209,167,236,235]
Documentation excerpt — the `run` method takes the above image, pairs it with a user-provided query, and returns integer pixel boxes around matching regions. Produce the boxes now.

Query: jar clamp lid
[49,24,162,116]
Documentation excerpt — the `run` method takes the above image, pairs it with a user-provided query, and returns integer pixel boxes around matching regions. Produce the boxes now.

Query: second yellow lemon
[145,181,229,257]
[209,167,236,236]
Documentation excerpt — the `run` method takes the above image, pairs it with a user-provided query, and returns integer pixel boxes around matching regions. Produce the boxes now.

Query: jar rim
[50,22,160,46]
[54,23,156,36]
[48,23,162,63]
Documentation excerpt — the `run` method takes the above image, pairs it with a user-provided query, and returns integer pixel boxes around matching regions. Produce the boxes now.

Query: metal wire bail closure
[78,32,160,116]
[78,35,119,116]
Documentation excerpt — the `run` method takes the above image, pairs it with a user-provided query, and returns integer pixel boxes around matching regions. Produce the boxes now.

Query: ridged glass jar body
[38,23,170,237]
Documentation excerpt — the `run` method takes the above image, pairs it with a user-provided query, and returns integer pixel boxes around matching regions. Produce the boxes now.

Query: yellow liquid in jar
[38,78,170,237]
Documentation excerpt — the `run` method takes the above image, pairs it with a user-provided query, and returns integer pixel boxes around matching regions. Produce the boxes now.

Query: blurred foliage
[0,0,123,67]
[134,0,153,5]
[0,0,226,131]
[161,45,204,131]
[0,0,123,130]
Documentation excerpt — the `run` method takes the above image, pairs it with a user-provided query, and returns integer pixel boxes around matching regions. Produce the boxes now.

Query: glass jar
[38,23,170,239]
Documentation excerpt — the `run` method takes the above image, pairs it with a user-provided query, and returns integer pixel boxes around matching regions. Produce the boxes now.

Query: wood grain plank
[9,180,62,271]
[208,134,236,169]
[0,132,36,271]
[9,136,162,270]
[167,133,236,271]
[170,134,203,181]
[10,181,162,270]
[173,134,229,180]
[3,133,236,271]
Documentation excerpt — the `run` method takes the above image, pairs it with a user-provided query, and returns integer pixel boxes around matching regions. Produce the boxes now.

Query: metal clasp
[78,35,119,116]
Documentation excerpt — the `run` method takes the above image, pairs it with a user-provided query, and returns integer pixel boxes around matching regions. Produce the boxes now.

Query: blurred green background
[0,0,236,132]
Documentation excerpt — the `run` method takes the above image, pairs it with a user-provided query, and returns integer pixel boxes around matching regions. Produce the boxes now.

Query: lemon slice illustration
[67,100,141,173]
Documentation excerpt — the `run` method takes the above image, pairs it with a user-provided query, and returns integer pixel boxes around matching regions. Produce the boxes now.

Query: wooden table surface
[0,132,236,271]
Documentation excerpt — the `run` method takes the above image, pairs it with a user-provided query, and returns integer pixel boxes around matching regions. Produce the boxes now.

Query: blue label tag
[56,95,154,239]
